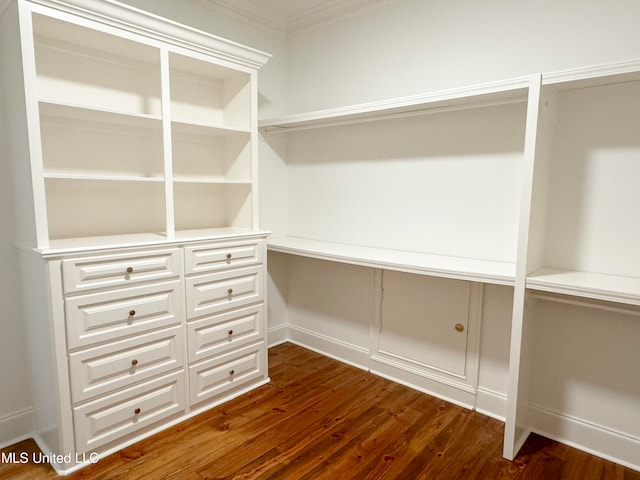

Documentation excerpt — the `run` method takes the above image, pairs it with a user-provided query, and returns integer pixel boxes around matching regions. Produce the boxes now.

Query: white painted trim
[475,387,507,422]
[285,324,370,371]
[542,58,640,87]
[370,357,476,411]
[529,404,640,472]
[267,323,288,347]
[0,408,33,449]
[186,0,286,34]
[26,0,271,69]
[287,0,399,35]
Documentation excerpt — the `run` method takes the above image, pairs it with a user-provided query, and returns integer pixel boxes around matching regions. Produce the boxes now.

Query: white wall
[286,0,640,114]
[0,1,38,447]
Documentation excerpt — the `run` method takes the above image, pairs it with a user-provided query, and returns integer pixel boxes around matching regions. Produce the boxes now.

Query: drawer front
[185,240,263,275]
[187,305,263,363]
[189,342,265,406]
[69,326,185,403]
[189,343,266,405]
[186,266,263,319]
[65,280,184,350]
[73,371,185,453]
[62,249,182,294]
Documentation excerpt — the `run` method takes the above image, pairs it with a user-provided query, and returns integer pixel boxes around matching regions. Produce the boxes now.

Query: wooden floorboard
[2,342,639,479]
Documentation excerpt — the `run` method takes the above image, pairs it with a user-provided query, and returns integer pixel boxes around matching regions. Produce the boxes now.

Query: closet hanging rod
[528,290,640,317]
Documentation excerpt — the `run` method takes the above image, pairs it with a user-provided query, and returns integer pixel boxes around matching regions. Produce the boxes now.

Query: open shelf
[173,182,252,232]
[39,101,164,179]
[528,77,640,304]
[172,122,251,183]
[527,269,640,306]
[268,237,516,285]
[45,178,166,241]
[33,13,161,117]
[270,100,527,266]
[260,77,529,132]
[169,52,251,131]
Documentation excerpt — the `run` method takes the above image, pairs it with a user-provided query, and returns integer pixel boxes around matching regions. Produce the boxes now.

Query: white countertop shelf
[267,236,516,286]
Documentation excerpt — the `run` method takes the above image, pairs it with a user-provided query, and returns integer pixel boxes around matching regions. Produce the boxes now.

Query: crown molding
[26,0,271,69]
[288,0,399,35]
[191,0,400,35]
[186,0,287,34]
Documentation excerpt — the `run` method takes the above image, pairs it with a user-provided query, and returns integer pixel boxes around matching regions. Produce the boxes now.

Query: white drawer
[185,240,263,275]
[186,265,263,320]
[69,326,185,404]
[187,304,263,363]
[73,371,185,453]
[62,248,182,294]
[189,342,265,406]
[65,280,183,350]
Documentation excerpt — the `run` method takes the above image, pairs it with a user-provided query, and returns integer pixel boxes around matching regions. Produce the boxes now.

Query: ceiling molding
[186,0,287,34]
[288,0,399,35]
[191,0,399,35]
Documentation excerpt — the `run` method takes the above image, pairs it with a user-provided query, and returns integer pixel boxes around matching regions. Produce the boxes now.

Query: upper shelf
[260,77,530,132]
[268,236,516,286]
[260,59,640,134]
[527,269,640,306]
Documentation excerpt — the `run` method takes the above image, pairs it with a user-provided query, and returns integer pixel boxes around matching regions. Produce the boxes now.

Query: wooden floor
[2,343,639,480]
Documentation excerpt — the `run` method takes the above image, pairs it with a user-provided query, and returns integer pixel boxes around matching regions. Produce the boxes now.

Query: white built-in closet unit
[261,64,640,470]
[1,0,270,474]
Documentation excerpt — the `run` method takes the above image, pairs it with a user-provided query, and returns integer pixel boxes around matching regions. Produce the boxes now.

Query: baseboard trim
[286,324,370,371]
[529,403,640,472]
[267,323,289,347]
[0,408,32,450]
[475,386,507,422]
[370,355,475,410]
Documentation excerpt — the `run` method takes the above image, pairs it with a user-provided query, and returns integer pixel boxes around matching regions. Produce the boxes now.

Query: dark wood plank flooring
[2,342,638,479]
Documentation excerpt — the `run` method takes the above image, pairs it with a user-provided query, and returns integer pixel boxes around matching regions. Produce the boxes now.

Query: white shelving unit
[1,0,271,474]
[261,76,531,433]
[261,61,640,470]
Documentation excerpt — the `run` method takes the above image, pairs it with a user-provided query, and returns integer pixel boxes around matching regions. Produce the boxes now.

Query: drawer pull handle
[229,369,235,376]
[228,329,234,335]
[455,323,465,333]
[131,359,138,367]
[226,253,232,261]
[227,288,233,295]
[129,310,136,317]
[126,267,133,274]
[134,408,141,415]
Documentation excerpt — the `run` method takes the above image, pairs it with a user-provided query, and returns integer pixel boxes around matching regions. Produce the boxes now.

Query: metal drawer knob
[126,267,133,274]
[226,253,232,260]
[129,310,136,317]
[228,329,234,335]
[455,323,465,333]
[131,359,138,366]
[134,408,141,415]
[227,288,233,295]
[229,369,235,376]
